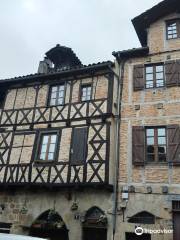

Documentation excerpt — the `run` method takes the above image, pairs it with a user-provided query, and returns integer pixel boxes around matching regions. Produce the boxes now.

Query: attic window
[166,20,179,39]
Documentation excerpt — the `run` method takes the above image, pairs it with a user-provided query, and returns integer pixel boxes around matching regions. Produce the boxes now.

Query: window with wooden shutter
[71,127,88,165]
[145,64,165,88]
[133,65,145,91]
[167,125,180,165]
[165,60,179,86]
[146,127,167,162]
[132,126,145,165]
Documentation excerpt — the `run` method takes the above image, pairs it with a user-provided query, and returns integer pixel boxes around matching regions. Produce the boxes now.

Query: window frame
[80,84,92,102]
[145,126,167,163]
[35,130,61,163]
[145,63,165,89]
[48,84,66,106]
[166,19,180,40]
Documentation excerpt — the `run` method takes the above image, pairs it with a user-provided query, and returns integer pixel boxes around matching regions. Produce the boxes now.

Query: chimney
[37,57,52,74]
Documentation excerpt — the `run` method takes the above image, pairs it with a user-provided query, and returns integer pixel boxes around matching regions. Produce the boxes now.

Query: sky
[0,0,162,79]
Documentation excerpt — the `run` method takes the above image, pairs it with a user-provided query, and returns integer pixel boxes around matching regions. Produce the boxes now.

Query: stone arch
[29,209,69,240]
[128,211,155,224]
[82,206,107,240]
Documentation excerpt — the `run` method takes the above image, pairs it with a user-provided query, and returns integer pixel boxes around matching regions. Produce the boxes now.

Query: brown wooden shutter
[133,64,145,91]
[132,126,145,165]
[167,125,180,165]
[71,127,88,165]
[165,60,179,87]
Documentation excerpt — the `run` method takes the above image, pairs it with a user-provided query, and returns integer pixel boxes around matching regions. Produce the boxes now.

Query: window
[81,85,92,101]
[128,211,155,224]
[145,64,164,88]
[167,20,179,39]
[49,85,65,106]
[38,133,58,161]
[146,127,166,162]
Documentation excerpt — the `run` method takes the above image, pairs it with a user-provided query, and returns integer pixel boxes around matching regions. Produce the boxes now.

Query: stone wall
[0,189,113,240]
[148,12,180,54]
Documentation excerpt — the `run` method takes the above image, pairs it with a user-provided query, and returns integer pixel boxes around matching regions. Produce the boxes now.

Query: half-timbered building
[0,44,117,240]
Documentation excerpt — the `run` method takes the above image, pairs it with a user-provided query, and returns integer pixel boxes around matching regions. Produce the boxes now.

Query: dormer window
[166,19,180,39]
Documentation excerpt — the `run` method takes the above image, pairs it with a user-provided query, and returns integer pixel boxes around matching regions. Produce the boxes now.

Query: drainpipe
[112,53,126,240]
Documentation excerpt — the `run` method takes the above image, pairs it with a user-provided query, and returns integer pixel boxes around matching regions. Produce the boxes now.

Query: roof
[46,44,82,67]
[132,0,180,46]
[0,61,114,86]
[112,47,149,60]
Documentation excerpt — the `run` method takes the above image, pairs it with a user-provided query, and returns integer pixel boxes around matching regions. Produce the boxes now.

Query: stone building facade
[113,0,180,239]
[0,44,118,240]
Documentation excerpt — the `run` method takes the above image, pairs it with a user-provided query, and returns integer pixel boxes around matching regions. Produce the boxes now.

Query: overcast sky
[0,0,162,79]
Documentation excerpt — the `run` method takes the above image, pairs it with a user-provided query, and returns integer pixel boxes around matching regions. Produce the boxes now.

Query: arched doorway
[82,206,107,240]
[29,209,69,240]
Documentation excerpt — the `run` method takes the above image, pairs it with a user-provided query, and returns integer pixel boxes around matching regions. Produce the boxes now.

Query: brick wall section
[148,12,180,53]
[119,50,180,186]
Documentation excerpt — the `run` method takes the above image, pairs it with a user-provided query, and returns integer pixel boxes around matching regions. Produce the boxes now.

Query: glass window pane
[158,146,166,154]
[58,98,63,105]
[51,92,57,98]
[146,74,153,81]
[147,145,154,154]
[51,135,57,144]
[156,80,164,87]
[156,65,163,72]
[146,82,153,88]
[43,136,49,144]
[146,67,153,74]
[40,153,46,160]
[41,144,47,153]
[59,91,64,97]
[59,85,64,91]
[147,154,155,162]
[52,86,57,92]
[50,99,56,106]
[49,144,55,152]
[156,72,163,79]
[147,137,154,145]
[158,137,166,145]
[158,128,165,136]
[147,129,154,137]
[48,153,54,160]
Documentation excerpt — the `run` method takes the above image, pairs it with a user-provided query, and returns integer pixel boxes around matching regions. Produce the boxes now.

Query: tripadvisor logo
[135,227,143,235]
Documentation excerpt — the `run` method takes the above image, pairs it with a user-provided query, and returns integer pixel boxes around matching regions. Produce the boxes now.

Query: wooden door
[83,227,107,240]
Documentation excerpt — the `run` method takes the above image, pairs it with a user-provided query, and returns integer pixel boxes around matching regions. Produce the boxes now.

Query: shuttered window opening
[145,64,165,88]
[146,127,167,162]
[71,127,88,165]
[134,60,180,90]
[132,125,180,165]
